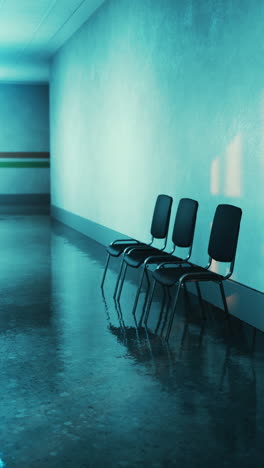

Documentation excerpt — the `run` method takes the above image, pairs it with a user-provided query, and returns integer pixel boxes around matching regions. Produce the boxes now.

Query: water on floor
[0,215,263,468]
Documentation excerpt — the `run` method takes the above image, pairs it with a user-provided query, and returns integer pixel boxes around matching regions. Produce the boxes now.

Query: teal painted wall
[0,83,50,194]
[0,84,49,151]
[50,0,264,293]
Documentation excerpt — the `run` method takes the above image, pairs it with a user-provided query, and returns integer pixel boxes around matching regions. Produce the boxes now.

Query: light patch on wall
[210,259,219,274]
[210,135,243,197]
[210,157,220,195]
[224,134,243,197]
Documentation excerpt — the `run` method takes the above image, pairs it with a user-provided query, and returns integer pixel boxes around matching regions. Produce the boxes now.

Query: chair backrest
[208,204,242,264]
[150,194,173,239]
[172,198,199,248]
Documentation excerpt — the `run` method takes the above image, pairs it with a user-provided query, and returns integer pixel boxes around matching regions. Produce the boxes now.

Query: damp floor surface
[0,215,263,468]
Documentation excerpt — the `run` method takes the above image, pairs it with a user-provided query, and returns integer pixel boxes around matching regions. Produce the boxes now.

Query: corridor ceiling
[0,0,105,82]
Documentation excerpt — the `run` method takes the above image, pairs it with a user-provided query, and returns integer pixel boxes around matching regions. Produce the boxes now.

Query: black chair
[115,198,199,315]
[144,204,242,341]
[101,194,173,288]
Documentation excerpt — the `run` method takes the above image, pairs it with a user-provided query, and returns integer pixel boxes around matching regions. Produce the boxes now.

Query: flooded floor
[0,215,263,468]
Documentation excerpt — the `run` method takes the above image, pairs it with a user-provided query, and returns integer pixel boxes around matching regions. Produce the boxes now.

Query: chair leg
[142,268,151,314]
[165,282,181,341]
[114,299,126,330]
[195,281,202,302]
[161,287,172,335]
[155,286,167,333]
[113,257,125,298]
[195,282,206,320]
[138,270,150,326]
[219,282,229,318]
[145,267,150,288]
[144,279,157,326]
[183,282,190,315]
[116,263,128,302]
[132,266,146,316]
[178,321,189,357]
[101,253,110,288]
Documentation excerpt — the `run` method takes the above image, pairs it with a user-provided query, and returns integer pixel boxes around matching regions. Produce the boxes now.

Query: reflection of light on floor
[225,135,242,197]
[210,157,220,194]
[0,458,5,467]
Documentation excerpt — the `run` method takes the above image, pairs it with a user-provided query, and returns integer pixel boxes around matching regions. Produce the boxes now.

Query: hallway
[0,215,263,468]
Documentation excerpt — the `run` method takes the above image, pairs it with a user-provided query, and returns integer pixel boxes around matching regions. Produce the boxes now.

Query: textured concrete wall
[0,84,50,195]
[50,0,264,294]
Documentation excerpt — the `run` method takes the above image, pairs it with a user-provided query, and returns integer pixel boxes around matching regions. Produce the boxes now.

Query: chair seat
[107,242,145,257]
[124,248,183,267]
[153,264,221,287]
[124,247,165,267]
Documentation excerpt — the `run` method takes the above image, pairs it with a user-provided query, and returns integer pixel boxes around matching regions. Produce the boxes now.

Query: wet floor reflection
[0,216,263,467]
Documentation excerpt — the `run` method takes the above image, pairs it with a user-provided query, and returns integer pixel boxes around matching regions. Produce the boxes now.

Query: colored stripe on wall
[0,161,50,168]
[0,152,49,159]
[0,152,50,168]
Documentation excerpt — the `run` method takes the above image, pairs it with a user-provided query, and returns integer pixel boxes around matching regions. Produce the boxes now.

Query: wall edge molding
[0,194,50,205]
[51,204,131,247]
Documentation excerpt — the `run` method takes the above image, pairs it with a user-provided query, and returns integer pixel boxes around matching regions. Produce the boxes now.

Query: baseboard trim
[0,194,50,205]
[51,204,131,246]
[51,204,264,332]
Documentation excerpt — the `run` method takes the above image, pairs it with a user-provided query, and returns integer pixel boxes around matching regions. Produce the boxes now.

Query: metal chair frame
[101,238,146,288]
[101,194,173,288]
[113,232,169,300]
[114,198,199,315]
[144,204,242,341]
